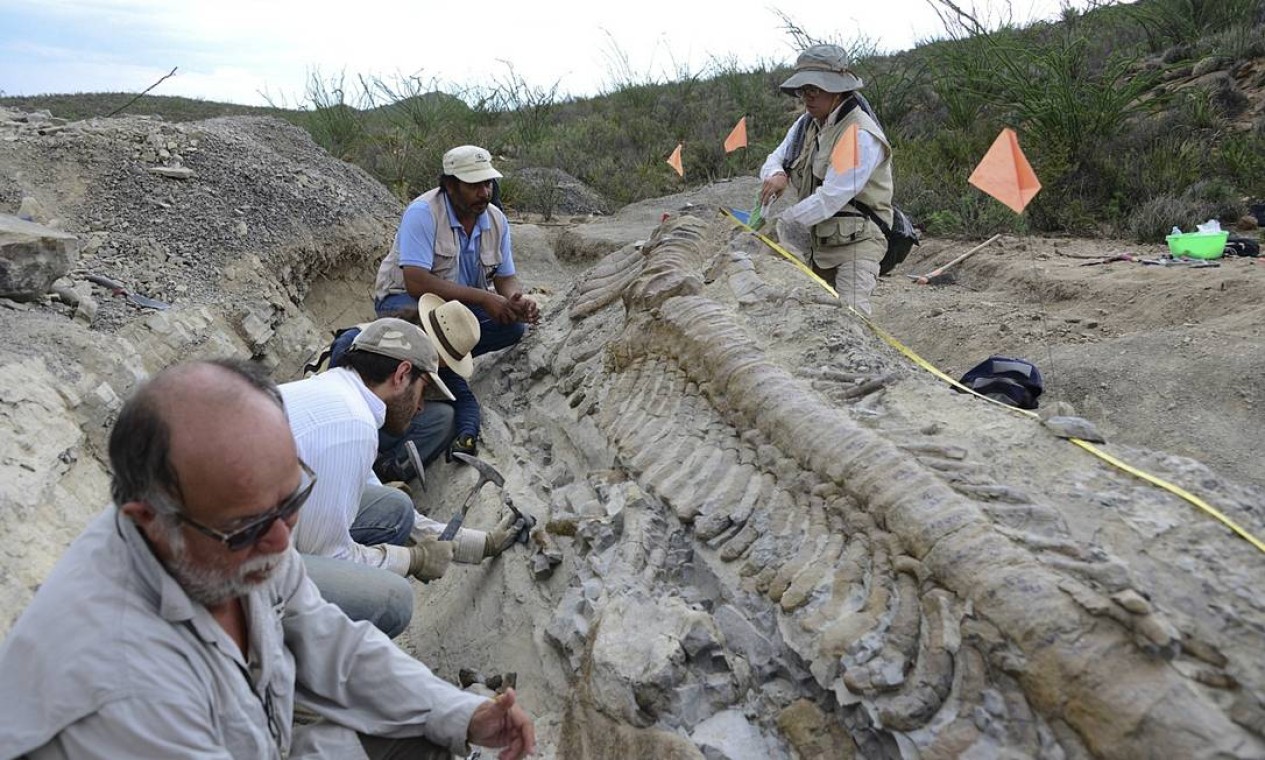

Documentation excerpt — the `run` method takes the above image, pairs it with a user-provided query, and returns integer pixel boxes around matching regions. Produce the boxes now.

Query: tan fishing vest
[373,187,508,301]
[789,103,895,252]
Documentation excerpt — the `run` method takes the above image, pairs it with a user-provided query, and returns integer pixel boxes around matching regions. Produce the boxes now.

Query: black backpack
[957,356,1044,410]
[851,199,921,276]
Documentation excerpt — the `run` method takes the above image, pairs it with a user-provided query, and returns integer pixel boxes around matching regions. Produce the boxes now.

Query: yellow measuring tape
[721,208,1265,554]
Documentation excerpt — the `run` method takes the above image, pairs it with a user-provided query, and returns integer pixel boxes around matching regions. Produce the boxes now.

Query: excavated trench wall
[0,114,398,631]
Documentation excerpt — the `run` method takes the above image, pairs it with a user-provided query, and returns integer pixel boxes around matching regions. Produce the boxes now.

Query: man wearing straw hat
[759,44,897,314]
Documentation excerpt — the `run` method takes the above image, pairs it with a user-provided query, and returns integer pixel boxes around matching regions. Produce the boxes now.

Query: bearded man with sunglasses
[0,359,535,759]
[759,44,897,315]
[282,318,519,639]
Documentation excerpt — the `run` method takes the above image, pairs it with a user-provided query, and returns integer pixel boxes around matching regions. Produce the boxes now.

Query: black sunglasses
[171,460,317,551]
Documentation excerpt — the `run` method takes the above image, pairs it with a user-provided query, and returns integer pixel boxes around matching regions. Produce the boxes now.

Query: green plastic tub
[1165,231,1228,259]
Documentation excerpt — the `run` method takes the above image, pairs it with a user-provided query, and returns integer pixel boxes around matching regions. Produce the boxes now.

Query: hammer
[447,452,537,543]
[404,440,426,493]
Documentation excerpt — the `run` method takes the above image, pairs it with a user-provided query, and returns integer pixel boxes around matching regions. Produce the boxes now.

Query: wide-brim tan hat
[779,44,865,95]
[418,293,480,379]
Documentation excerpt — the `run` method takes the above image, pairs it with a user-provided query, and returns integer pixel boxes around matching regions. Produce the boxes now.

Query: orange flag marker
[829,123,860,174]
[666,143,684,177]
[724,117,748,153]
[968,127,1041,214]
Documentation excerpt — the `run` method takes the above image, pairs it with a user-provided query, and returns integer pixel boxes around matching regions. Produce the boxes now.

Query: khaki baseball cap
[779,44,865,96]
[443,145,503,184]
[351,318,455,401]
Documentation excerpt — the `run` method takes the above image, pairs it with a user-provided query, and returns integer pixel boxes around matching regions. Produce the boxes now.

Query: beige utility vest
[789,103,895,250]
[373,187,508,301]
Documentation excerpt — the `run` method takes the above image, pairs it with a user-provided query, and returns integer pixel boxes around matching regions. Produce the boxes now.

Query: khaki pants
[292,721,452,759]
[812,239,883,315]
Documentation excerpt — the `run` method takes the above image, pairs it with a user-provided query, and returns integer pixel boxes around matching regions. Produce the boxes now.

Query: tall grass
[1127,0,1261,51]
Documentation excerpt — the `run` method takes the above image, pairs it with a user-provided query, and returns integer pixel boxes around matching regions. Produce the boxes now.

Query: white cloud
[1,0,1076,106]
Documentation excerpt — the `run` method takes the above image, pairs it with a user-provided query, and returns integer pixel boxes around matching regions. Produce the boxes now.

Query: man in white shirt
[0,358,535,759]
[759,44,897,314]
[282,318,519,637]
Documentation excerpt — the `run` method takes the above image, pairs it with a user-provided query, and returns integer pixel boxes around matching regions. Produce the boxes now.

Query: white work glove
[484,512,526,559]
[408,535,453,581]
[449,513,525,564]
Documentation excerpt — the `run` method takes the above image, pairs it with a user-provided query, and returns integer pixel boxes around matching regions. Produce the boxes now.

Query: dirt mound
[0,107,400,331]
[872,235,1265,490]
[510,167,609,216]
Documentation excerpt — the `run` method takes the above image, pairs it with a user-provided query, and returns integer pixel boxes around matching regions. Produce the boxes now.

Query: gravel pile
[0,108,401,331]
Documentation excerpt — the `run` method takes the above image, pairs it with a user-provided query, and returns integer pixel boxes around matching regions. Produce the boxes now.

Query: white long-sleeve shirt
[759,112,886,228]
[281,368,413,575]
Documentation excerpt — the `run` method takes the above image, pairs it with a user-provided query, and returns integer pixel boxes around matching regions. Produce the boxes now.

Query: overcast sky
[1,0,1072,107]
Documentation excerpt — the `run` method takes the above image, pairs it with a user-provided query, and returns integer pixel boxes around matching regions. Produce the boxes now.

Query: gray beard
[159,518,285,606]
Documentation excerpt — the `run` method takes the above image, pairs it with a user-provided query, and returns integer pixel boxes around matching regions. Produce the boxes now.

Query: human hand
[468,688,536,760]
[509,292,540,325]
[484,512,526,558]
[383,480,412,496]
[448,434,477,461]
[408,535,453,581]
[760,173,788,206]
[483,292,519,325]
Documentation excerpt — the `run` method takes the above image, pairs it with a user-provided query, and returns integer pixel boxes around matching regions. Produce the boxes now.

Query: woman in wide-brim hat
[758,44,898,316]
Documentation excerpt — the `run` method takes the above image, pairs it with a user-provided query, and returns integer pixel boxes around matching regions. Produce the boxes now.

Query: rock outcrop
[0,215,78,301]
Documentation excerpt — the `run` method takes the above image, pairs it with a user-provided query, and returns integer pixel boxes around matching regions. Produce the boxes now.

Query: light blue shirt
[396,192,515,287]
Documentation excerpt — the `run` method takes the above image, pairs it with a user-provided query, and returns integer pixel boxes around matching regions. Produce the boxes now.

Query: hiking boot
[373,451,416,485]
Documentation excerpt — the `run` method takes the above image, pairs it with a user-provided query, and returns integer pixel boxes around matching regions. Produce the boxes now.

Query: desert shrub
[1219,130,1265,197]
[1211,77,1250,119]
[1191,23,1265,62]
[299,71,367,161]
[1128,179,1243,241]
[1128,0,1259,51]
[487,64,561,150]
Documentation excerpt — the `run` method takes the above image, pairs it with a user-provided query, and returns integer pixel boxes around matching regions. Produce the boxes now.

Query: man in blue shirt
[372,145,539,458]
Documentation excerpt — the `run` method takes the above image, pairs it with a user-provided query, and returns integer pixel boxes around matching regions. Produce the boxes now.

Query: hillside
[3,103,1264,756]
[7,0,1263,241]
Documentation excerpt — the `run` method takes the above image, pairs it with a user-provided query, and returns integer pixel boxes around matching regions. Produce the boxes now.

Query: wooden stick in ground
[910,233,1003,285]
[105,67,178,118]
